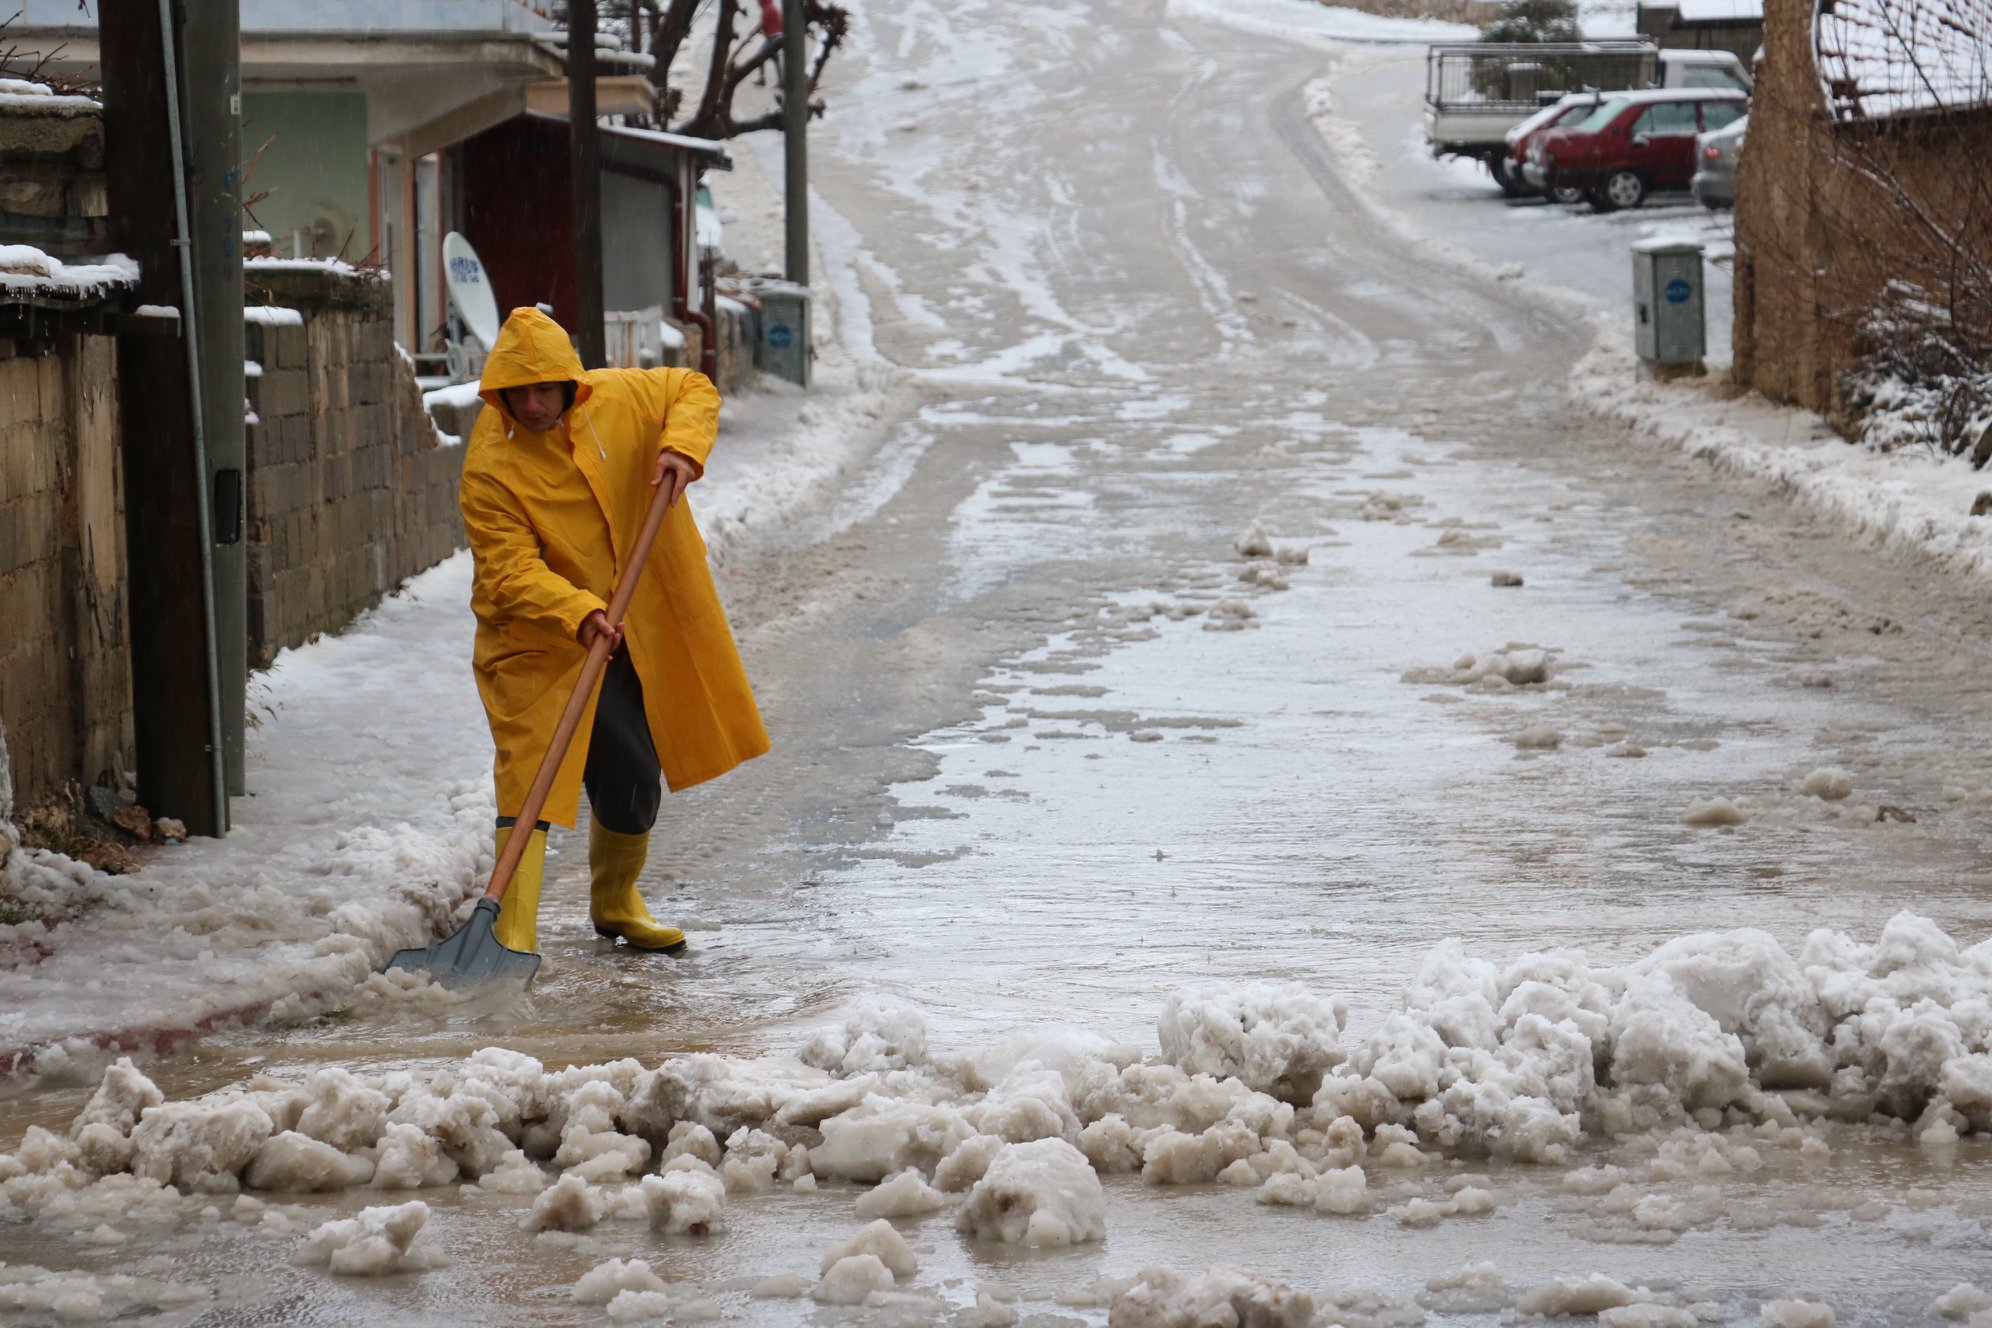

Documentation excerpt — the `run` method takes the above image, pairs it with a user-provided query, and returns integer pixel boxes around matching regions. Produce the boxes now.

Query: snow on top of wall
[422,380,484,409]
[243,305,305,326]
[1816,0,1992,119]
[244,255,365,276]
[0,246,137,301]
[0,76,99,112]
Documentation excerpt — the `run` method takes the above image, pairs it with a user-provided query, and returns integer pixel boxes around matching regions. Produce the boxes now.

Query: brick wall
[243,266,467,666]
[1733,0,1992,417]
[0,334,133,806]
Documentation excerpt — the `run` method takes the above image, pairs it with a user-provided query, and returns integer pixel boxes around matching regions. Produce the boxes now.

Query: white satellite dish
[443,231,501,351]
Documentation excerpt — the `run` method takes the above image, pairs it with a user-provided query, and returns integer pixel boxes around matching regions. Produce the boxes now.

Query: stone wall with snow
[1733,0,1992,430]
[242,264,467,667]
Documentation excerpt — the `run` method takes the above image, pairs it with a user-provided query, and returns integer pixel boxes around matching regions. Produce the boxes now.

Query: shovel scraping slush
[388,469,680,990]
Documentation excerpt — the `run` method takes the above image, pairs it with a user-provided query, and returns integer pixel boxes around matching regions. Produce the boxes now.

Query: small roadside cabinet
[1631,238,1705,372]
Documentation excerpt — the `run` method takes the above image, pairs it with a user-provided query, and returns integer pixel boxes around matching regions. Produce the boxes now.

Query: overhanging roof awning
[521,111,733,172]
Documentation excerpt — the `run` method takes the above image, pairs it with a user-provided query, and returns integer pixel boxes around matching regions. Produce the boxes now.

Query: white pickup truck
[1424,41,1751,188]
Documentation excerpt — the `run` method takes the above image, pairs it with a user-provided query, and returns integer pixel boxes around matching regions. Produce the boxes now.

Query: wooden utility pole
[570,0,607,367]
[783,0,808,286]
[100,0,227,836]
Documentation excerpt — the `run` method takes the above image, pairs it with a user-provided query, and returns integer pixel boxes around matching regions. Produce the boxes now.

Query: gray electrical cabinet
[1631,239,1705,369]
[753,281,812,387]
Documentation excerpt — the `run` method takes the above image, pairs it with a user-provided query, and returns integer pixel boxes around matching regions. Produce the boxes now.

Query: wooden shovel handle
[483,465,680,904]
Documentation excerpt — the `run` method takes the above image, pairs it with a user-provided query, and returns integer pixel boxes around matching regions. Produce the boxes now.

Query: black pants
[582,649,663,835]
[499,649,662,836]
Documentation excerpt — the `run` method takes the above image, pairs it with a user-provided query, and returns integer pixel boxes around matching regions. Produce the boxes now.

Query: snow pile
[0,1263,212,1319]
[293,1200,446,1275]
[799,996,930,1075]
[814,1254,896,1305]
[574,1257,669,1303]
[855,1168,947,1217]
[1320,913,1992,1159]
[821,1218,919,1279]
[1158,982,1346,1102]
[956,1138,1106,1244]
[1403,645,1557,688]
[1107,1266,1315,1328]
[6,916,1992,1258]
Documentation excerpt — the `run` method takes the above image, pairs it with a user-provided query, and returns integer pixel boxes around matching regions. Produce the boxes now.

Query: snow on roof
[1816,0,1992,119]
[0,245,136,302]
[1675,0,1761,22]
[601,122,735,165]
[1595,84,1752,103]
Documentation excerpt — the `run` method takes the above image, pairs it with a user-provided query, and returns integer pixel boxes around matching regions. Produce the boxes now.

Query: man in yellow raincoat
[460,307,769,954]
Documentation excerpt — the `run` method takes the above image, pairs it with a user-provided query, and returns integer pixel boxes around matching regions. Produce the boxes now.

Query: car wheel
[1550,184,1585,205]
[1602,169,1645,211]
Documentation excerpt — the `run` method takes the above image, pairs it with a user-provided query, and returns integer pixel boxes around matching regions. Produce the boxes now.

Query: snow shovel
[386,469,681,991]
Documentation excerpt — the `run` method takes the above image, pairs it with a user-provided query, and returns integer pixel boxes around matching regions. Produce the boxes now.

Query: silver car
[1692,113,1747,209]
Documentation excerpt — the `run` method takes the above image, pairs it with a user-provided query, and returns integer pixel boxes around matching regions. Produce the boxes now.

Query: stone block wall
[0,91,109,240]
[0,334,133,806]
[243,266,467,666]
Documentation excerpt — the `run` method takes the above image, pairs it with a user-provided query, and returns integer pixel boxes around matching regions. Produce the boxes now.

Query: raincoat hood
[478,306,594,420]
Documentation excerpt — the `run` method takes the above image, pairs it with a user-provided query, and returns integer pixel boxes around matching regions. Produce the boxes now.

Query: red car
[1500,92,1603,203]
[1523,88,1748,212]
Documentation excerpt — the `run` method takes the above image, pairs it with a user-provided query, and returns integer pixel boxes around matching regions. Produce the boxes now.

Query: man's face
[503,381,569,433]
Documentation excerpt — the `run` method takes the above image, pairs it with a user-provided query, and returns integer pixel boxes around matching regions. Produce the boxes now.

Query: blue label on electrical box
[1665,278,1692,304]
[768,324,794,349]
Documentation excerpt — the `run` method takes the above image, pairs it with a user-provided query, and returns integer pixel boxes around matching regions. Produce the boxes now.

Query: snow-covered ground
[7,0,1992,1323]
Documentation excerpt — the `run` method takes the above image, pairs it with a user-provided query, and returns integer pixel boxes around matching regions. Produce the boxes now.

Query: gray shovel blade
[386,897,541,990]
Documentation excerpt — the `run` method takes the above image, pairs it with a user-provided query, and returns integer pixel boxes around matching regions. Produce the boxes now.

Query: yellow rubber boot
[491,824,547,954]
[588,822,687,952]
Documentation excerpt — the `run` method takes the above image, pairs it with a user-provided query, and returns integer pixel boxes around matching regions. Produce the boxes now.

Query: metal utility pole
[570,0,607,367]
[782,0,808,286]
[182,0,247,797]
[100,0,228,836]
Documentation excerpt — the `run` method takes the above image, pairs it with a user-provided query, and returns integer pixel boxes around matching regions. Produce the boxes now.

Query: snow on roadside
[15,915,1992,1226]
[0,555,494,1084]
[1572,335,1992,585]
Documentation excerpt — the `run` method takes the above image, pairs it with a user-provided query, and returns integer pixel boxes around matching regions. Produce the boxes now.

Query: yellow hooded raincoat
[461,307,769,827]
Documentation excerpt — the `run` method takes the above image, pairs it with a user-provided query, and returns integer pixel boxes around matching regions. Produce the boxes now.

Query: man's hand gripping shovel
[386,461,683,991]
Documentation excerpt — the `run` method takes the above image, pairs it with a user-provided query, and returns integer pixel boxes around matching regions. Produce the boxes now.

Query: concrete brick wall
[243,267,467,666]
[0,335,133,807]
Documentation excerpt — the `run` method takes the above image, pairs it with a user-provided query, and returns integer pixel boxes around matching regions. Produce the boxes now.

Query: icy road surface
[8,0,1992,1323]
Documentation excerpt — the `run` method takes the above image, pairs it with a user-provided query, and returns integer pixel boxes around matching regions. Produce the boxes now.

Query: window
[1632,101,1701,136]
[1700,101,1746,131]
[1681,64,1747,90]
[1573,98,1630,132]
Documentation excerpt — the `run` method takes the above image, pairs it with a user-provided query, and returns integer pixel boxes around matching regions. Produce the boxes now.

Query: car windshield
[1571,98,1629,133]
[1511,104,1568,137]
